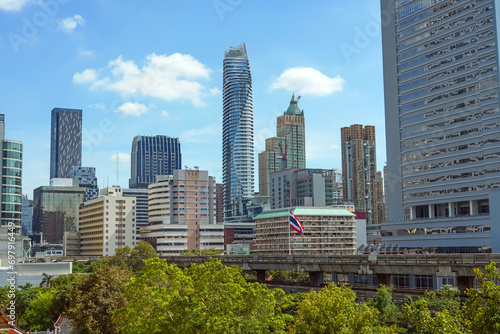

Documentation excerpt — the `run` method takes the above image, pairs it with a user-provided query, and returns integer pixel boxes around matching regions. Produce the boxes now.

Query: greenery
[266,270,310,283]
[180,247,224,256]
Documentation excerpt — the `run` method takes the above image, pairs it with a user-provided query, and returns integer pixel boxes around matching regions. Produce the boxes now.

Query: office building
[32,184,86,244]
[341,124,384,225]
[129,135,181,189]
[222,43,254,221]
[255,207,356,255]
[71,166,99,201]
[215,183,224,223]
[79,186,136,256]
[259,94,306,196]
[50,108,82,179]
[381,0,500,252]
[123,188,149,239]
[21,195,33,236]
[270,168,342,209]
[141,170,223,255]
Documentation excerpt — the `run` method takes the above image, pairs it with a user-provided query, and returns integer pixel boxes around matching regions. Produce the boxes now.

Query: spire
[285,94,303,115]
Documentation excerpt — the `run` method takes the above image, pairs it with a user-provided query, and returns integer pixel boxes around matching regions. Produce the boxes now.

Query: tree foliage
[18,289,58,330]
[180,247,224,256]
[113,258,291,333]
[266,270,309,283]
[367,285,403,328]
[90,241,158,272]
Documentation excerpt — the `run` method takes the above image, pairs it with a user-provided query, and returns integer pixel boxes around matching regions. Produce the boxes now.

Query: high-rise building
[141,170,223,255]
[269,168,342,209]
[50,108,82,179]
[259,94,306,196]
[0,114,23,229]
[129,135,181,189]
[341,124,383,226]
[123,188,149,240]
[215,183,224,223]
[71,166,99,201]
[222,43,254,222]
[79,186,136,256]
[381,0,500,252]
[21,195,33,236]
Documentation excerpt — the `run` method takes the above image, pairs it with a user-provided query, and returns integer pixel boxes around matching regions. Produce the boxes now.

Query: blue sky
[0,0,386,197]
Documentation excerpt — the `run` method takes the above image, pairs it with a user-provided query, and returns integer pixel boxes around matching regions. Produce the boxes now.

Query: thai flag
[289,211,304,238]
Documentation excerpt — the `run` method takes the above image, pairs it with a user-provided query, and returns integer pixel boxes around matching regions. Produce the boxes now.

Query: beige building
[255,207,356,255]
[78,186,136,256]
[141,170,224,255]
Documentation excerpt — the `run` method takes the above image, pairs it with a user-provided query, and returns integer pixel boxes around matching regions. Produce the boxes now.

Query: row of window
[403,182,500,199]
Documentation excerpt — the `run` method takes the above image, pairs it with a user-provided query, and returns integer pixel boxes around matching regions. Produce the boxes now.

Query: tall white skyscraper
[381,0,500,252]
[222,43,254,222]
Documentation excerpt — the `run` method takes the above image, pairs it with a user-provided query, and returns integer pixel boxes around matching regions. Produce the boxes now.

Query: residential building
[71,166,99,201]
[129,135,181,189]
[79,186,136,256]
[123,188,149,239]
[141,170,223,255]
[21,195,32,236]
[32,184,86,244]
[222,43,254,222]
[215,183,224,223]
[258,95,306,196]
[50,108,82,179]
[341,124,384,225]
[269,168,342,209]
[255,207,356,255]
[381,0,500,252]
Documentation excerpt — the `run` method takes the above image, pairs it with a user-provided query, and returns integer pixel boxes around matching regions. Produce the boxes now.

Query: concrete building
[381,0,500,252]
[71,166,99,201]
[259,95,306,196]
[223,221,256,251]
[222,43,254,222]
[129,135,181,189]
[141,170,223,255]
[123,188,149,240]
[78,186,136,256]
[32,184,86,244]
[50,108,82,179]
[21,195,32,236]
[341,124,384,226]
[255,207,356,255]
[215,183,224,223]
[270,168,342,209]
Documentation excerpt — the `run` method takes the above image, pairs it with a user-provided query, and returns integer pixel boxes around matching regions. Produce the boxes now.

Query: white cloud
[87,103,105,110]
[181,124,220,143]
[59,15,85,34]
[160,110,169,117]
[73,69,97,84]
[116,102,148,117]
[110,153,131,164]
[78,48,94,57]
[269,67,345,96]
[73,53,219,107]
[0,0,31,12]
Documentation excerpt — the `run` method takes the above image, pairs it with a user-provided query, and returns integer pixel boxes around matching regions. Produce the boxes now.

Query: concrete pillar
[376,273,391,286]
[429,204,435,218]
[410,206,416,220]
[457,275,474,292]
[256,270,266,283]
[448,202,455,217]
[470,200,477,216]
[309,271,324,286]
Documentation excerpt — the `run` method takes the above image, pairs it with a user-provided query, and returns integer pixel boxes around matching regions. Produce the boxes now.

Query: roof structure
[284,94,304,116]
[255,207,355,219]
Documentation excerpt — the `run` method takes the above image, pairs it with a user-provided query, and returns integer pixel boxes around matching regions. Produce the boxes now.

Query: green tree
[367,285,403,328]
[180,247,224,256]
[422,284,461,316]
[91,242,158,272]
[266,270,309,283]
[67,265,132,334]
[464,261,500,333]
[113,258,291,333]
[40,273,55,288]
[291,284,395,333]
[18,289,58,330]
[72,261,91,273]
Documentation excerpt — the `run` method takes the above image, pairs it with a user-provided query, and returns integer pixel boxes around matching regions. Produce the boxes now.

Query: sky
[0,0,386,197]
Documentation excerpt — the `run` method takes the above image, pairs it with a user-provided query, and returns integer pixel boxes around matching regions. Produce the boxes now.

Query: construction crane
[278,142,287,170]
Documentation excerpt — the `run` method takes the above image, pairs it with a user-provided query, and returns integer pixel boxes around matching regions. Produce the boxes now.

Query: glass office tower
[50,108,82,179]
[381,0,500,252]
[222,43,254,222]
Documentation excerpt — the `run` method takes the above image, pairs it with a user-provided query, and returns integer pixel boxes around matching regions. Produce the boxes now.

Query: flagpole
[288,219,291,256]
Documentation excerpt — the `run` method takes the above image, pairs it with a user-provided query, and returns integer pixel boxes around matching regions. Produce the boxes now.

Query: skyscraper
[341,124,383,225]
[222,43,254,221]
[71,166,99,201]
[381,0,500,252]
[129,135,181,189]
[0,114,23,229]
[50,108,82,179]
[258,94,306,196]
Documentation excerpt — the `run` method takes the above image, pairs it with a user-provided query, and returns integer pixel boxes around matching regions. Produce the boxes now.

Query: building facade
[123,188,149,240]
[381,0,500,252]
[215,183,224,223]
[270,169,342,209]
[255,207,356,255]
[222,43,255,222]
[259,95,306,196]
[141,170,223,255]
[79,186,136,256]
[50,108,82,179]
[21,195,32,236]
[32,185,86,244]
[71,166,99,201]
[129,135,181,189]
[341,124,384,225]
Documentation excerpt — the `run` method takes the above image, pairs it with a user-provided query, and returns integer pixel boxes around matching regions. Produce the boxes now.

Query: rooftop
[255,207,355,219]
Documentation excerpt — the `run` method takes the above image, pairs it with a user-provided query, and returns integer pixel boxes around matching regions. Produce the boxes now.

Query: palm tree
[40,272,54,288]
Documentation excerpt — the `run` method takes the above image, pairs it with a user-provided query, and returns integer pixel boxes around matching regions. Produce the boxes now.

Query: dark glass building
[129,135,181,189]
[50,108,82,179]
